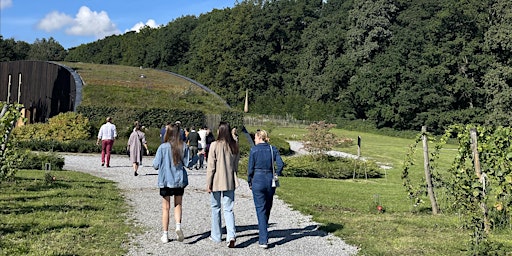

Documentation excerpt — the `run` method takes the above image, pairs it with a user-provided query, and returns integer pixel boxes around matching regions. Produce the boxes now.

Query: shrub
[15,150,65,171]
[236,129,292,158]
[77,105,206,132]
[268,136,292,156]
[14,139,129,154]
[302,121,353,154]
[13,112,91,142]
[238,154,382,180]
[282,155,382,179]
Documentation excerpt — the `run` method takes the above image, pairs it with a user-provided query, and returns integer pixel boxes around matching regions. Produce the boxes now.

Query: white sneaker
[259,244,268,249]
[176,229,184,242]
[160,234,169,243]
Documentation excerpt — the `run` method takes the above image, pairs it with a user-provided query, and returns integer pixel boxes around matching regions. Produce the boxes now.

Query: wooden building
[0,60,83,124]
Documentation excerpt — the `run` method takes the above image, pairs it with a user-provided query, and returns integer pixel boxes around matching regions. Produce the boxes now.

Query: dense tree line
[3,0,512,133]
[0,36,67,61]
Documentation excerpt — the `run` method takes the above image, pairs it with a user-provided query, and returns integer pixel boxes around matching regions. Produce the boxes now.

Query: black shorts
[160,187,185,197]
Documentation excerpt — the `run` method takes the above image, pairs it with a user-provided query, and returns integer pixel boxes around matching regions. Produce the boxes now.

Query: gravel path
[62,153,359,256]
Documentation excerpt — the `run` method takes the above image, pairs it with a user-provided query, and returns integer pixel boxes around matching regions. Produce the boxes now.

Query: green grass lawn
[0,170,135,256]
[60,62,230,114]
[261,126,512,255]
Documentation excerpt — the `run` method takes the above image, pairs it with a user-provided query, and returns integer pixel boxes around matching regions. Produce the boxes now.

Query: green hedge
[235,138,380,180]
[239,130,292,157]
[77,106,247,138]
[14,139,134,155]
[15,150,65,171]
[238,154,382,180]
[77,105,206,132]
[13,112,91,142]
[282,154,382,179]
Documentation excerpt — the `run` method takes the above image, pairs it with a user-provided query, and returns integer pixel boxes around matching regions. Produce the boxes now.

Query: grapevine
[402,124,512,253]
[0,102,24,181]
[401,128,445,209]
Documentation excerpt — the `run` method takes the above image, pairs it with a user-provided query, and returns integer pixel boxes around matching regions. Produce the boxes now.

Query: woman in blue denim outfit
[248,130,284,249]
[153,124,189,243]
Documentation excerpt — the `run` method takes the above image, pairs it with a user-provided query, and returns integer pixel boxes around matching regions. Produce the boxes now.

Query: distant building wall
[0,60,82,123]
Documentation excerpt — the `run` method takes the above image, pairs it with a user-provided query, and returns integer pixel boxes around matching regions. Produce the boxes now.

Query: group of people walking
[96,117,285,249]
[185,125,215,170]
[155,122,285,249]
[96,117,150,176]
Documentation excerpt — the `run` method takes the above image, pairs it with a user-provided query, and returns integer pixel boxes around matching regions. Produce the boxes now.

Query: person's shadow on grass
[186,223,334,248]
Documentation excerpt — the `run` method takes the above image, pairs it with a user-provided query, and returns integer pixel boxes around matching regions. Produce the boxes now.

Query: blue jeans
[210,190,236,242]
[251,170,275,245]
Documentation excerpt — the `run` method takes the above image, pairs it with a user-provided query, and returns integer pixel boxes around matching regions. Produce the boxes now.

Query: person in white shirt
[197,126,208,169]
[96,117,117,167]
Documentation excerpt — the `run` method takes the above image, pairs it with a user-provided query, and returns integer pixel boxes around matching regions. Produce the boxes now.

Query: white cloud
[126,19,159,33]
[37,11,74,32]
[66,6,120,39]
[36,6,120,39]
[0,0,12,10]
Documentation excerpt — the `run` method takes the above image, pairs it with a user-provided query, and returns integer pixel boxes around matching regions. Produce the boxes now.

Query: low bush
[238,154,382,180]
[236,131,292,158]
[283,154,382,179]
[15,150,65,171]
[14,139,134,155]
[15,139,99,153]
[13,112,92,142]
[269,136,292,156]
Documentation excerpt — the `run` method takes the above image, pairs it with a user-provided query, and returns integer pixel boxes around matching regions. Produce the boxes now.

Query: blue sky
[0,0,236,49]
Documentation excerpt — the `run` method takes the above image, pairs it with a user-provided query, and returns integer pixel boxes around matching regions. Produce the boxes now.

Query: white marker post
[17,73,22,103]
[7,74,11,103]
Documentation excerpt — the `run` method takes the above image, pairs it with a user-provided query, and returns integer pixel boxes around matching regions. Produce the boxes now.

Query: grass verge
[249,126,512,255]
[0,170,135,256]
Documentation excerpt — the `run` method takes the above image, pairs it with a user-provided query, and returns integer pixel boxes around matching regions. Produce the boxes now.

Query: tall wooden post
[470,128,490,233]
[7,74,11,103]
[470,128,482,179]
[357,136,361,158]
[244,89,249,113]
[17,73,22,104]
[422,126,439,214]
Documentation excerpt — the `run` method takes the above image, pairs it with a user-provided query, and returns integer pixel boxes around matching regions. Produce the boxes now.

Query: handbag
[270,146,280,187]
[272,176,280,188]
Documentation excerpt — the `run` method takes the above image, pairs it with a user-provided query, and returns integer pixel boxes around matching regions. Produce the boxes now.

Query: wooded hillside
[3,0,512,133]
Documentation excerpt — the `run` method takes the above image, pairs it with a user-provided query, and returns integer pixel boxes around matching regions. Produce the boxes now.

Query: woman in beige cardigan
[206,122,240,248]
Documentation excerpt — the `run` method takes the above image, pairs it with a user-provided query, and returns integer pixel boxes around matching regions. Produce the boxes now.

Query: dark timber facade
[0,60,83,123]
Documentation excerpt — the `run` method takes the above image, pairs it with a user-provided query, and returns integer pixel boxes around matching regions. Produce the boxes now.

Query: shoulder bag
[270,145,280,187]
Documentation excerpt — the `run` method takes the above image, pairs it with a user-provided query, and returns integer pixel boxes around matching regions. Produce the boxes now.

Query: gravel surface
[63,152,359,256]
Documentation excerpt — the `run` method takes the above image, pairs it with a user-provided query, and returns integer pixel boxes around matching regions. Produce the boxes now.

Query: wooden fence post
[470,128,490,234]
[422,126,439,214]
[470,128,482,179]
[357,136,361,158]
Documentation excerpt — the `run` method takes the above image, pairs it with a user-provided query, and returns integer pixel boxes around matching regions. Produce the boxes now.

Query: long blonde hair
[164,124,184,165]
